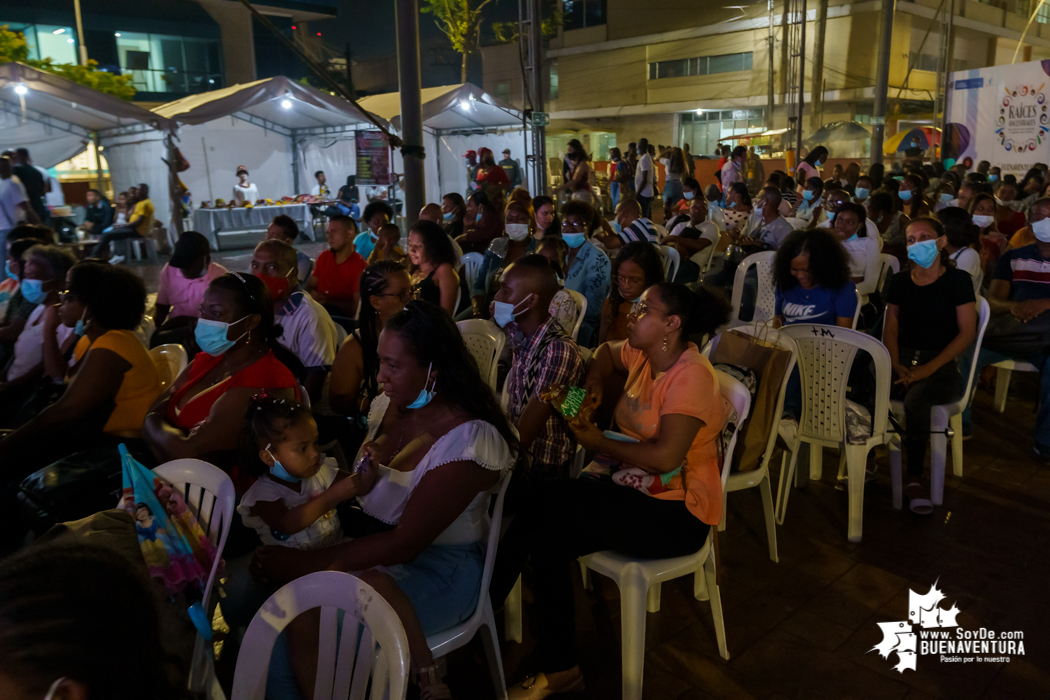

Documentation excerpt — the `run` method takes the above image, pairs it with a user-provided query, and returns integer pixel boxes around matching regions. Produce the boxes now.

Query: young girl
[238,394,375,550]
[795,177,824,226]
[368,223,406,264]
[937,206,982,294]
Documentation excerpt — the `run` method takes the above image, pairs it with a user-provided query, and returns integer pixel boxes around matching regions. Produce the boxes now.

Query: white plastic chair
[149,343,188,390]
[887,296,990,507]
[425,469,513,700]
[864,253,900,307]
[152,459,235,699]
[564,288,588,342]
[729,251,777,326]
[231,572,410,700]
[992,359,1040,413]
[575,370,746,699]
[773,325,892,543]
[703,324,798,563]
[657,244,681,281]
[460,251,485,291]
[456,319,505,391]
[852,288,863,329]
[134,314,156,348]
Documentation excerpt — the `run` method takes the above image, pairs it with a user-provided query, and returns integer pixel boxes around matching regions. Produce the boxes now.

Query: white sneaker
[778,418,799,446]
[109,255,125,264]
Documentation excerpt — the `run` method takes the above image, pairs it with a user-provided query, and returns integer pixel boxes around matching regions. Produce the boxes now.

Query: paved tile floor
[122,248,1050,700]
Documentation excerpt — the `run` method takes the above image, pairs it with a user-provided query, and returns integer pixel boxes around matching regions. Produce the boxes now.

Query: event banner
[945,59,1050,175]
[355,131,392,185]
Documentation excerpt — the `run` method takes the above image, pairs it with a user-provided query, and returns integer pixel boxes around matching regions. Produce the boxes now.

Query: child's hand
[354,443,381,493]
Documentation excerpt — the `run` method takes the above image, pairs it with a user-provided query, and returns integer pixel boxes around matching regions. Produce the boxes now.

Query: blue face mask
[814,160,822,167]
[611,221,622,234]
[20,278,48,304]
[443,211,454,221]
[683,191,695,201]
[802,190,815,202]
[826,210,837,221]
[74,310,87,336]
[4,259,16,281]
[266,445,302,483]
[407,362,435,409]
[939,192,954,204]
[475,211,483,223]
[563,233,586,249]
[194,316,248,356]
[846,233,859,242]
[899,189,913,201]
[990,174,999,182]
[492,295,532,328]
[855,187,870,201]
[908,238,940,268]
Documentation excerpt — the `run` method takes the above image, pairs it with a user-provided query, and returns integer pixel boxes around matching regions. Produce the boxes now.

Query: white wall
[297,137,357,194]
[179,119,295,205]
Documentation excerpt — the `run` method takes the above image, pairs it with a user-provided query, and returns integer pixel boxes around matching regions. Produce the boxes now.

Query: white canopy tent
[103,77,388,242]
[357,84,532,205]
[0,62,166,169]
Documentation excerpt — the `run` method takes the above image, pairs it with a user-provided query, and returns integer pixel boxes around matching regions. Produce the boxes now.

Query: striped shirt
[995,244,1050,302]
[618,217,659,245]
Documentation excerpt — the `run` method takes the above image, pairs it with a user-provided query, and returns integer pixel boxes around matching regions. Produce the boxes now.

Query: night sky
[311,0,520,87]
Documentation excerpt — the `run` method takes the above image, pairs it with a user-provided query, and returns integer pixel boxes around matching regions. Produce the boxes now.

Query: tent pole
[395,0,425,225]
[291,131,301,196]
[166,129,184,238]
[92,132,104,194]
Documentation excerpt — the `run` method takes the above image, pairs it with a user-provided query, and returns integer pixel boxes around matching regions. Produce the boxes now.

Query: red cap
[464,150,476,158]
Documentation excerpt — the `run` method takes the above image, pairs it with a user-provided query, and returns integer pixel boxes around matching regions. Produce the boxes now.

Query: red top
[167,350,299,431]
[476,165,510,187]
[312,249,368,303]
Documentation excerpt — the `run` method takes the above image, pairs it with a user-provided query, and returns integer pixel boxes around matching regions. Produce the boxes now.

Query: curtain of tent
[101,130,170,233]
[297,137,357,195]
[435,130,534,200]
[178,120,295,205]
[0,111,89,169]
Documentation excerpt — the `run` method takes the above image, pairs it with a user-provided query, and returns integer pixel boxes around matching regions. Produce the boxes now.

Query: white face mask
[972,214,995,229]
[505,223,530,241]
[1032,217,1050,243]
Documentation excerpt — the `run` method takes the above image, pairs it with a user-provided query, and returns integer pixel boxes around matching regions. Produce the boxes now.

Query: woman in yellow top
[0,261,161,476]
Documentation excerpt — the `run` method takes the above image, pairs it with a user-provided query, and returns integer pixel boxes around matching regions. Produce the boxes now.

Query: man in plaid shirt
[494,255,585,479]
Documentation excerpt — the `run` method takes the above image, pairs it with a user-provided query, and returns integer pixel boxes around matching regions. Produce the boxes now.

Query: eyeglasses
[616,274,644,286]
[630,300,665,318]
[561,220,587,232]
[59,290,77,303]
[376,289,414,303]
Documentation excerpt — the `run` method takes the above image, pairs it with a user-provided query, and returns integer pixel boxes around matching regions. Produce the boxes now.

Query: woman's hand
[42,303,61,335]
[568,415,604,452]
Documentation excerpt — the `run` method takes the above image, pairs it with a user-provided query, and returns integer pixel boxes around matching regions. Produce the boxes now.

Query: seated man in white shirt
[310,170,331,199]
[250,239,343,406]
[662,197,719,283]
[817,189,881,244]
[597,198,658,250]
[737,187,793,252]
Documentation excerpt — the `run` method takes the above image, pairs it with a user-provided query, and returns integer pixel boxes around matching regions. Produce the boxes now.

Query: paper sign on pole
[355,130,392,185]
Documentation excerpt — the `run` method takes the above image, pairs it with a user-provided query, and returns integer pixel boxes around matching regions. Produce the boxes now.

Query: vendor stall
[357,84,532,204]
[104,77,386,248]
[191,202,313,250]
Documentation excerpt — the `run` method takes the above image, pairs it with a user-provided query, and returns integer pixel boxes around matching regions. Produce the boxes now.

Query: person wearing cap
[267,215,314,285]
[499,148,523,189]
[464,150,479,195]
[151,231,227,348]
[233,166,260,205]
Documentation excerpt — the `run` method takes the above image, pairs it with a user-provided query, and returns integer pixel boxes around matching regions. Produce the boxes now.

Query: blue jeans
[610,182,620,211]
[663,180,684,208]
[961,345,1050,450]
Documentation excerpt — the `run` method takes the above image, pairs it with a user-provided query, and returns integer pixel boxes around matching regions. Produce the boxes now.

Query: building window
[549,61,559,101]
[678,109,765,157]
[2,23,79,64]
[495,81,511,103]
[649,52,752,80]
[564,0,606,30]
[116,32,222,94]
[908,52,966,73]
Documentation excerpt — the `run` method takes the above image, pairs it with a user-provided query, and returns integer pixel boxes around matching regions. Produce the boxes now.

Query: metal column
[872,0,895,165]
[520,0,547,195]
[810,0,828,131]
[935,0,955,157]
[395,0,425,224]
[767,0,776,130]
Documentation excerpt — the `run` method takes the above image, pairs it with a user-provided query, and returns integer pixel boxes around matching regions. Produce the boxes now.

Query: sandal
[904,481,933,515]
[415,664,452,700]
[507,672,586,700]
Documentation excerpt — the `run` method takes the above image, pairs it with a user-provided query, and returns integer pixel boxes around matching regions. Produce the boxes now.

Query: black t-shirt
[887,266,975,352]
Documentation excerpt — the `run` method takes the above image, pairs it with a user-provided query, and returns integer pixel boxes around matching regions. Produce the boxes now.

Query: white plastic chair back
[460,251,485,290]
[134,314,156,348]
[149,343,189,390]
[425,469,513,698]
[565,288,588,341]
[657,245,680,281]
[852,288,863,329]
[877,253,900,294]
[714,369,752,488]
[298,383,312,408]
[231,572,411,700]
[730,251,777,324]
[780,324,892,445]
[152,459,235,697]
[456,319,505,391]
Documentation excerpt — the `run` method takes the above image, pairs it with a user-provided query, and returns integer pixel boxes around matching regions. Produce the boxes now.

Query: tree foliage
[490,8,563,45]
[420,0,496,82]
[0,26,136,100]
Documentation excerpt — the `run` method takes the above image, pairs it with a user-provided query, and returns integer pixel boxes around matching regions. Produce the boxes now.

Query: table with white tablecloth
[191,203,315,249]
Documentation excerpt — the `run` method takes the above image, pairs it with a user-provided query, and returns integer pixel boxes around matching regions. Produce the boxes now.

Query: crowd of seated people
[0,150,1047,699]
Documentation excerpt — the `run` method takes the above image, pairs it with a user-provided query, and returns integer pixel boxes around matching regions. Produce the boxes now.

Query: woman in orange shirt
[491,282,731,698]
[0,261,161,476]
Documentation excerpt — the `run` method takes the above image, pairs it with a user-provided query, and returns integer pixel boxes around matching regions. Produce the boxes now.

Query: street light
[281,99,292,109]
[14,84,28,96]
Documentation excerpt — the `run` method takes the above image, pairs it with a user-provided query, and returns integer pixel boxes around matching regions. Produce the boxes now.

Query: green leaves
[0,26,136,100]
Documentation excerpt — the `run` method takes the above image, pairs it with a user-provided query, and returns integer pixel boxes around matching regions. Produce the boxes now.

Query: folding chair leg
[845,444,870,543]
[809,443,823,481]
[994,367,1012,413]
[579,559,591,590]
[646,583,661,613]
[775,447,800,525]
[618,566,648,700]
[950,412,964,478]
[703,554,729,660]
[480,604,509,700]
[889,435,903,510]
[930,413,949,507]
[503,575,522,643]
